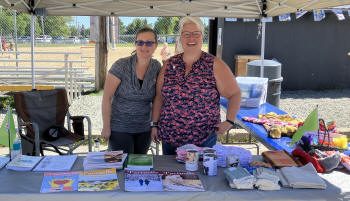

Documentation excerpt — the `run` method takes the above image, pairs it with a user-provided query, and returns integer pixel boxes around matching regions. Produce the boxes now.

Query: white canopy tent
[1,0,350,88]
[2,0,350,17]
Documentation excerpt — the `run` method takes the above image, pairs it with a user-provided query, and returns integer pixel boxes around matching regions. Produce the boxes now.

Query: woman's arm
[151,64,166,143]
[101,73,121,141]
[213,57,241,135]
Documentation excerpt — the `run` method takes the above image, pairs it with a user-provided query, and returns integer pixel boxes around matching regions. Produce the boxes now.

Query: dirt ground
[1,44,181,77]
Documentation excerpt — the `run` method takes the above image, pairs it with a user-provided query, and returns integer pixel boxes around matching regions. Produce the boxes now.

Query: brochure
[160,171,205,191]
[0,156,10,169]
[33,155,78,172]
[124,170,163,192]
[6,155,42,171]
[40,171,80,193]
[78,168,119,191]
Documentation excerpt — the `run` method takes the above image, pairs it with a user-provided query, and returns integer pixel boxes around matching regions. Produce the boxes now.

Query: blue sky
[73,16,208,28]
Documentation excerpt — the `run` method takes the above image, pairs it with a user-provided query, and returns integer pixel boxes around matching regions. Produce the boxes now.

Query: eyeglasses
[135,40,156,47]
[181,31,202,38]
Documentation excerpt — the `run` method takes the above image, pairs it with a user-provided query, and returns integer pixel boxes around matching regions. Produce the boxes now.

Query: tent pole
[30,13,36,90]
[260,18,266,78]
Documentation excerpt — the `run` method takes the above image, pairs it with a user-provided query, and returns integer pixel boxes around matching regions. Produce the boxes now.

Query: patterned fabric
[109,54,161,133]
[159,51,220,147]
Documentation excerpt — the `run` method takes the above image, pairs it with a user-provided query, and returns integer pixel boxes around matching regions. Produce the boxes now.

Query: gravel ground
[1,89,350,134]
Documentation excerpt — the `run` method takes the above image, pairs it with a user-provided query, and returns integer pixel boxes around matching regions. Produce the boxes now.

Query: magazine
[6,155,42,171]
[0,156,10,169]
[78,168,119,192]
[124,170,163,192]
[40,171,80,193]
[160,171,205,191]
[83,151,127,170]
[33,155,78,172]
[126,154,153,171]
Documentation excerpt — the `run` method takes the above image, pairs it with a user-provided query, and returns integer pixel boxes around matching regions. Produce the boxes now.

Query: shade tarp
[1,0,350,17]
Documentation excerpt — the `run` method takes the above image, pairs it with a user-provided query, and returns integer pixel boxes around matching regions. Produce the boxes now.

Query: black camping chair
[13,89,92,156]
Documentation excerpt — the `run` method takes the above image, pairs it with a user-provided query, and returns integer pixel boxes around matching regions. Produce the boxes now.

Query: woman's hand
[216,121,233,135]
[101,127,111,141]
[151,127,160,144]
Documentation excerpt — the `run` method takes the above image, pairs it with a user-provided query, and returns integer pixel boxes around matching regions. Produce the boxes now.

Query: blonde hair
[179,17,204,36]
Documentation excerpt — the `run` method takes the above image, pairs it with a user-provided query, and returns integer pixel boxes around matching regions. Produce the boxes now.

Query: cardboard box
[234,55,261,76]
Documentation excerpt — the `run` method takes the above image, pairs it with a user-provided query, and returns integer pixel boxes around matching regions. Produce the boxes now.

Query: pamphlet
[78,168,119,191]
[33,155,78,172]
[0,156,10,169]
[40,171,79,193]
[6,155,42,171]
[124,170,163,192]
[160,171,205,191]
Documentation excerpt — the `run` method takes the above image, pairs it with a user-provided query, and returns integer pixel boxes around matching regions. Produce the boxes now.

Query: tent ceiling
[1,0,350,18]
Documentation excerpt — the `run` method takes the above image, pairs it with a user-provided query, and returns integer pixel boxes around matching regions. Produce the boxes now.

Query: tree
[44,16,71,37]
[125,18,149,35]
[154,17,180,35]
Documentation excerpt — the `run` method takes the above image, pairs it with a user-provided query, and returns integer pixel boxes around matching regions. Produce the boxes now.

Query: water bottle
[11,138,22,159]
[93,138,100,152]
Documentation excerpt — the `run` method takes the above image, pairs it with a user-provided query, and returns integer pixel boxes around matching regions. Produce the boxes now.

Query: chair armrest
[18,121,40,156]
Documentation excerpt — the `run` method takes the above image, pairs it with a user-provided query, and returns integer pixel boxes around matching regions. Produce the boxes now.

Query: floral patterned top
[159,51,220,147]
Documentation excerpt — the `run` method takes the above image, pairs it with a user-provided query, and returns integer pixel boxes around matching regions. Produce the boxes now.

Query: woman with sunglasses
[151,17,241,155]
[102,27,161,154]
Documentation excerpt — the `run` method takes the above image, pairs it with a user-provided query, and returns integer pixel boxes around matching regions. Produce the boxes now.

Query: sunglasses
[135,40,156,47]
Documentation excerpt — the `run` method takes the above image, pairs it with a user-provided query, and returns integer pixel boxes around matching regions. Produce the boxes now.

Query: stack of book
[126,154,153,171]
[83,151,127,170]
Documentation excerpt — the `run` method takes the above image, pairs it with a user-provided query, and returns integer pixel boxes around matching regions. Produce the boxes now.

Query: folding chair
[13,88,92,156]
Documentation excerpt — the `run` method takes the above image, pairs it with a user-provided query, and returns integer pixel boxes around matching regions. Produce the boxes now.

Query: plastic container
[11,138,22,159]
[236,77,268,108]
[247,59,283,107]
[93,138,100,152]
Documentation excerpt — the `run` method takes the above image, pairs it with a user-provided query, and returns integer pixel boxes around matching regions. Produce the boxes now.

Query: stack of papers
[253,167,280,190]
[33,155,78,172]
[0,156,10,169]
[83,151,127,170]
[213,144,252,167]
[126,154,153,171]
[6,155,42,171]
[277,163,327,189]
[224,167,255,189]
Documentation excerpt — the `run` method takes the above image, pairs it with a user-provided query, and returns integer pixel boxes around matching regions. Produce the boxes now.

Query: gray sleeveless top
[108,54,161,133]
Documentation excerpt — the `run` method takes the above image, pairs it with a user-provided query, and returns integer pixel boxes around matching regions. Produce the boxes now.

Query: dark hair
[135,27,158,44]
[131,27,158,55]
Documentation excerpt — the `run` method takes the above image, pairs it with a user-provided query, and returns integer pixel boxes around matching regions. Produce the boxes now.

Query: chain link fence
[0,8,209,92]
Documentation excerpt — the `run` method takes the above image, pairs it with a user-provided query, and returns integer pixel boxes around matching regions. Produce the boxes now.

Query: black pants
[109,131,151,154]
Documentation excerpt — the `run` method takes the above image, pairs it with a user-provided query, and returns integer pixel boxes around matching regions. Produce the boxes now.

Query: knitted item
[318,153,341,172]
[292,148,325,173]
